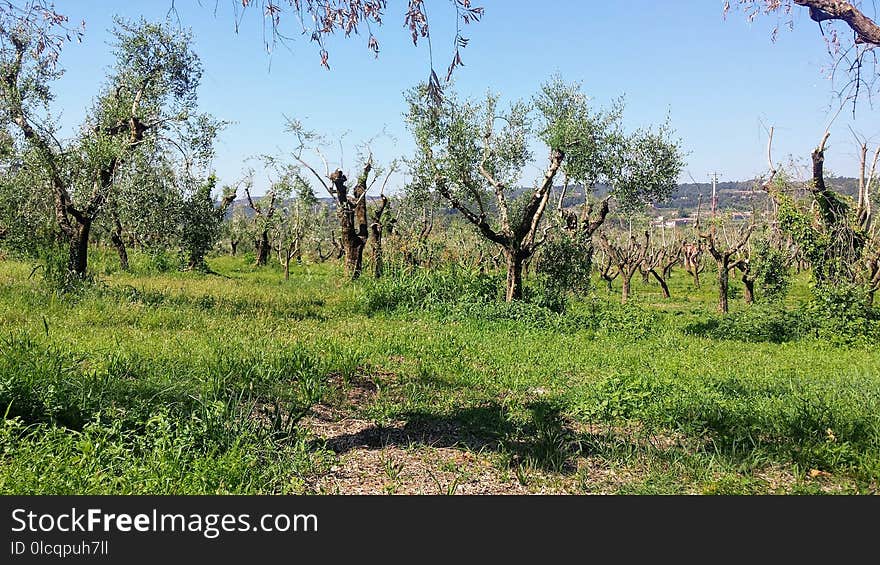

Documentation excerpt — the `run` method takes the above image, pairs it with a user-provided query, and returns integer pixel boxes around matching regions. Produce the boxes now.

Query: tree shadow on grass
[313,400,581,473]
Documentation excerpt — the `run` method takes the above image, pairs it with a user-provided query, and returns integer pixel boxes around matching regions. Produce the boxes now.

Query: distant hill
[223,177,862,219]
[661,176,859,212]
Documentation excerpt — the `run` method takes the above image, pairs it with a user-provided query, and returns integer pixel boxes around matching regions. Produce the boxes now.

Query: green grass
[1,250,878,494]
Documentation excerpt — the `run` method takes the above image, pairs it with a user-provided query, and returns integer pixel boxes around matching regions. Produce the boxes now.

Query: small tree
[760,128,880,305]
[681,240,706,288]
[287,120,397,280]
[642,232,681,299]
[598,230,649,304]
[244,176,280,267]
[368,162,398,278]
[272,173,319,280]
[594,246,620,292]
[180,174,236,271]
[698,216,754,313]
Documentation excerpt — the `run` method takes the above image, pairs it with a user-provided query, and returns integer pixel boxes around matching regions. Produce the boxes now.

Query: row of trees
[3,8,879,317]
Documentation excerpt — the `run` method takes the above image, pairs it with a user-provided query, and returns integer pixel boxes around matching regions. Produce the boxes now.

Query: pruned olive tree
[286,120,397,280]
[598,230,649,304]
[761,127,880,303]
[404,77,684,301]
[698,215,755,313]
[681,240,706,288]
[295,150,372,279]
[244,174,280,267]
[642,231,682,299]
[368,161,398,278]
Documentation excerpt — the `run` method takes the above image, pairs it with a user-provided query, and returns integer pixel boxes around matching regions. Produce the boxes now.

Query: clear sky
[48,1,880,195]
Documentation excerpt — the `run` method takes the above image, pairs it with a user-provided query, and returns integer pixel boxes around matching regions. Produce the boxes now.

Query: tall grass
[0,252,878,493]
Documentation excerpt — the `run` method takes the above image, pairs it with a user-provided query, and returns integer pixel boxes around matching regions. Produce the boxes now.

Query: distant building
[652,216,695,229]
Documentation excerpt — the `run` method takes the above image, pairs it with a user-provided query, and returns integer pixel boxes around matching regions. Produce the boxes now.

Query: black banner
[1,496,876,563]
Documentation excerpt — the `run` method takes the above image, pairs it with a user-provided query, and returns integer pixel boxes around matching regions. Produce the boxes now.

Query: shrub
[684,304,808,343]
[806,283,880,345]
[146,249,180,273]
[753,239,791,303]
[532,231,594,312]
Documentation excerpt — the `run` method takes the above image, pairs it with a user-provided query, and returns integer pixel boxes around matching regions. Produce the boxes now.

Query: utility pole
[708,172,721,218]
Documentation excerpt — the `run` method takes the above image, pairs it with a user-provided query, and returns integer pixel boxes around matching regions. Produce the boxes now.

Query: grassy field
[1,251,878,494]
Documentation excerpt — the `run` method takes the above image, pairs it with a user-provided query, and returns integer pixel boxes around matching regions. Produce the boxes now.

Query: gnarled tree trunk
[370,193,390,279]
[256,231,270,266]
[330,164,371,280]
[717,264,729,314]
[69,221,91,276]
[504,250,525,302]
[110,215,129,271]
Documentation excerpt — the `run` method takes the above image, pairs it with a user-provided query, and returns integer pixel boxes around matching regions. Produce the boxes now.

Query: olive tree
[179,173,236,271]
[286,120,399,280]
[271,171,320,280]
[244,174,280,267]
[405,77,684,301]
[0,17,213,277]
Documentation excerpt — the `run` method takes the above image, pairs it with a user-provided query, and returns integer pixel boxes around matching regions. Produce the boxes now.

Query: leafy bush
[685,304,808,343]
[532,231,594,312]
[145,249,180,273]
[806,283,880,345]
[524,279,568,313]
[753,239,791,302]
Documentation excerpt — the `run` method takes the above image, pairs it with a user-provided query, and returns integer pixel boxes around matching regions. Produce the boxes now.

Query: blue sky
[50,1,880,195]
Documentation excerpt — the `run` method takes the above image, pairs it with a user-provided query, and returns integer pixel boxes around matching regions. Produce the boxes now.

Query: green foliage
[776,195,830,277]
[36,246,94,294]
[404,76,685,227]
[362,267,659,337]
[752,238,791,302]
[362,268,501,314]
[0,157,56,257]
[533,230,594,312]
[180,174,233,270]
[0,326,333,494]
[806,283,880,345]
[773,181,866,289]
[685,304,808,344]
[567,297,659,338]
[145,249,178,273]
[685,285,880,346]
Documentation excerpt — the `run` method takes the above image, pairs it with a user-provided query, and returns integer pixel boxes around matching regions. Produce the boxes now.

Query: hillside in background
[226,177,862,221]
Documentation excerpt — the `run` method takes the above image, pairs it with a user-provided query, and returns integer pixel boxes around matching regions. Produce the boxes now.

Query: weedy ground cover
[1,254,877,494]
